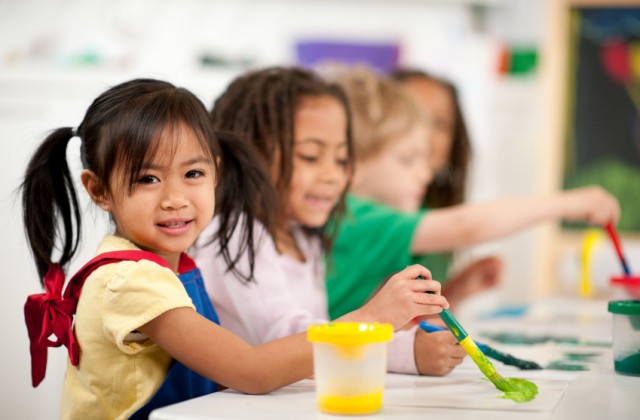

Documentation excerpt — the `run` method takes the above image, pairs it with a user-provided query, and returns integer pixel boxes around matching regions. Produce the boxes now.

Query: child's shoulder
[88,235,179,287]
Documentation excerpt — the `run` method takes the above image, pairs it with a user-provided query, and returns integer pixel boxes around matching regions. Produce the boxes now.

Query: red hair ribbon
[24,264,80,387]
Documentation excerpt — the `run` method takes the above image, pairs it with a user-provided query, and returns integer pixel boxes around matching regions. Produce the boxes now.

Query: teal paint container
[608,300,640,376]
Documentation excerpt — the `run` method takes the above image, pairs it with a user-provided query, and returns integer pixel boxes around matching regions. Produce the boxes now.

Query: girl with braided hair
[195,66,464,377]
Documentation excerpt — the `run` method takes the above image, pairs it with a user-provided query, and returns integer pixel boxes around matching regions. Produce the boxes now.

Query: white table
[150,298,640,419]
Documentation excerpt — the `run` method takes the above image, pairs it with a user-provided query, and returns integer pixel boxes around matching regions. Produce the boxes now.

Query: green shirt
[326,195,454,319]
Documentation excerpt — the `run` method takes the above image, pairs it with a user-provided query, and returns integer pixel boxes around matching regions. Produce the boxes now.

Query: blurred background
[1,0,639,417]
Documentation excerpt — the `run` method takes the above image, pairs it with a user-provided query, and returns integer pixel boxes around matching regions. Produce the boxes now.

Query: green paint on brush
[496,377,539,403]
[439,310,538,403]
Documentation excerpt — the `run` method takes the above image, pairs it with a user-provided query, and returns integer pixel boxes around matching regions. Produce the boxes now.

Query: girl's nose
[320,159,347,184]
[160,183,189,209]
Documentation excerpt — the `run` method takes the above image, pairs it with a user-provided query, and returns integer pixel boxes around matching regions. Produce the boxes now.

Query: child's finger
[413,292,449,309]
[410,278,442,294]
[398,264,432,281]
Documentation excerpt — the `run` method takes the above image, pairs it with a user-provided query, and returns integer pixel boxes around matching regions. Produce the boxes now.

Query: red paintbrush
[605,222,632,276]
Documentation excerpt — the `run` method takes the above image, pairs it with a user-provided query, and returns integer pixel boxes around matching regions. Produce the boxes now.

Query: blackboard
[563,7,640,231]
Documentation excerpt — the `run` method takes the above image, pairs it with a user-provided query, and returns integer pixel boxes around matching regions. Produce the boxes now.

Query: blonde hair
[330,65,430,161]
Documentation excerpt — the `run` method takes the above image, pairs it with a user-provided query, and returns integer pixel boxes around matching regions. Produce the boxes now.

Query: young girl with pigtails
[21,78,448,419]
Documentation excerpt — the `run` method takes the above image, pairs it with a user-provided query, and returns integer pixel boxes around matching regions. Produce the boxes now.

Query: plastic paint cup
[307,322,393,415]
[610,276,640,300]
[608,300,640,376]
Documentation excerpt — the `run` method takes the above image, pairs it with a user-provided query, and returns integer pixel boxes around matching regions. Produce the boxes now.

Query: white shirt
[193,217,418,374]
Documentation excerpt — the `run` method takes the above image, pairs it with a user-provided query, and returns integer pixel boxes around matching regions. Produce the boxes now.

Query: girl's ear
[81,169,112,211]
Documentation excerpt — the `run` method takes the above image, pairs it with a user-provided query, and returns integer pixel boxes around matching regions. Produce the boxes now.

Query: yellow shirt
[61,236,195,420]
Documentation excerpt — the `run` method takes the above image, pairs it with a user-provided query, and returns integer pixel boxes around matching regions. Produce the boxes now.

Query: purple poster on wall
[295,40,400,73]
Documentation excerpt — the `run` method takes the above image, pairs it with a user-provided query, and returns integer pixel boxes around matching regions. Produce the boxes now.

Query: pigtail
[214,131,277,283]
[21,127,81,284]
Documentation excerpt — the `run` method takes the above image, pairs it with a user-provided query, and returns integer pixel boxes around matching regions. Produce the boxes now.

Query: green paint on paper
[546,360,589,371]
[546,351,603,371]
[615,352,640,375]
[497,377,539,403]
[563,352,600,362]
[480,332,610,347]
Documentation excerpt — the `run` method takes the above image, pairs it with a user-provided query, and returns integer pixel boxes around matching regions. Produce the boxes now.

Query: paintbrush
[605,222,633,276]
[419,321,542,370]
[436,309,538,402]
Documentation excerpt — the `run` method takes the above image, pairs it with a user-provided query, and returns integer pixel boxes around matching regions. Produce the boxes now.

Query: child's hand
[560,185,620,226]
[359,264,449,330]
[414,329,466,376]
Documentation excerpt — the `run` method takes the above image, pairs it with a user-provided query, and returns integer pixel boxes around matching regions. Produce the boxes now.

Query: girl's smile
[156,218,195,236]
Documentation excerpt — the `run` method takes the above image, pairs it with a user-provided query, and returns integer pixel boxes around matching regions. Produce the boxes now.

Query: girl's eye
[298,155,318,163]
[336,158,349,167]
[136,175,159,184]
[186,170,205,179]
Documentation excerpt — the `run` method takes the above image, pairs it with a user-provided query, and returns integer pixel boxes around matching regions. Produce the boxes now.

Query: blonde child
[21,78,448,419]
[195,67,465,377]
[325,66,620,319]
[391,68,501,303]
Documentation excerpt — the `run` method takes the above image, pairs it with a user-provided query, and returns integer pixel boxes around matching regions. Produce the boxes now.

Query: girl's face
[402,78,455,173]
[352,123,432,213]
[286,95,350,228]
[99,124,216,268]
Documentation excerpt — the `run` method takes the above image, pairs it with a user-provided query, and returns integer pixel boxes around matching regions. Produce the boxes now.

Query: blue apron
[131,256,220,419]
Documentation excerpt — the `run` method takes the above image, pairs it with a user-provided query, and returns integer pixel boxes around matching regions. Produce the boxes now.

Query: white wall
[0,0,550,417]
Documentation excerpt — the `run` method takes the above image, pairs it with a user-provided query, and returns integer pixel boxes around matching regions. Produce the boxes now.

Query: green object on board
[614,353,640,376]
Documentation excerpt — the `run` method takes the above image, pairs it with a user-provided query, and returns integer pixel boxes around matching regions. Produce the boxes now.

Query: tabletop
[150,297,640,420]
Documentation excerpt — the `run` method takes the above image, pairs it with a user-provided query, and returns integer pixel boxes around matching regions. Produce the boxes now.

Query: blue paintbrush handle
[419,321,488,353]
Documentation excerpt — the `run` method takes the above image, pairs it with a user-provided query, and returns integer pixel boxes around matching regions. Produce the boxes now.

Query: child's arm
[139,264,448,394]
[140,308,312,394]
[411,185,620,253]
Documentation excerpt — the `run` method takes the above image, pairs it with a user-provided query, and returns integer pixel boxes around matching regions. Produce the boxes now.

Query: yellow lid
[307,322,393,345]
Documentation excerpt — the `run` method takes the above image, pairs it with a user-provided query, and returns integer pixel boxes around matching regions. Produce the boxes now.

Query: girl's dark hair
[21,78,273,284]
[391,68,472,208]
[210,66,354,251]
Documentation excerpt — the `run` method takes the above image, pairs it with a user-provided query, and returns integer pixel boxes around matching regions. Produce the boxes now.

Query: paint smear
[496,377,539,403]
[546,360,589,371]
[480,332,610,347]
[563,352,600,362]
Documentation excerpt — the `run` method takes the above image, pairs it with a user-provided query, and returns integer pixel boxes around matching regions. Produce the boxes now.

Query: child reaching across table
[194,66,465,377]
[391,68,503,307]
[21,78,448,419]
[325,65,621,319]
